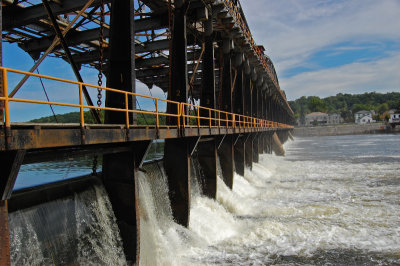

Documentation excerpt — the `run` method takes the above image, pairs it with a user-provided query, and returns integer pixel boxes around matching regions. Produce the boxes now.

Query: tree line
[289,92,400,123]
[30,110,166,125]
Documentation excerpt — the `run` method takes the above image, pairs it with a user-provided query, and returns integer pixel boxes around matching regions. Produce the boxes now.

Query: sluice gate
[0,0,294,264]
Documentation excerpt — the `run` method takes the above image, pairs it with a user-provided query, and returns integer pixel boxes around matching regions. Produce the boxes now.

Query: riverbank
[293,123,399,137]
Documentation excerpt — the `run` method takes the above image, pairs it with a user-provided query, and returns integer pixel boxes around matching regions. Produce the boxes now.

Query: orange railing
[0,67,293,130]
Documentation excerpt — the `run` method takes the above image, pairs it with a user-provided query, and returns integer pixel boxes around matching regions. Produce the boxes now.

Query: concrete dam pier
[0,0,294,263]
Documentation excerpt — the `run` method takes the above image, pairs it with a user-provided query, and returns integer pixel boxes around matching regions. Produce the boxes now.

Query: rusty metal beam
[197,139,217,199]
[102,1,141,262]
[19,15,168,54]
[0,200,10,266]
[9,0,96,98]
[70,39,170,65]
[23,143,133,164]
[244,133,253,169]
[218,134,234,188]
[3,0,111,30]
[0,125,281,151]
[164,138,191,226]
[234,134,245,176]
[252,132,259,163]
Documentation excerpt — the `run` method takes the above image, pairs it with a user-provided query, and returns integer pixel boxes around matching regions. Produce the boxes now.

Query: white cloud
[240,0,400,98]
[281,52,400,100]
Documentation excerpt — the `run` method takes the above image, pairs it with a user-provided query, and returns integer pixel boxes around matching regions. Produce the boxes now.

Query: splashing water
[139,134,400,265]
[10,134,400,265]
[9,181,127,265]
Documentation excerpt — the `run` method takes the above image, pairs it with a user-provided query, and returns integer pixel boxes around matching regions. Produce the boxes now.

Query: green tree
[308,96,327,112]
[378,103,389,114]
[352,103,373,114]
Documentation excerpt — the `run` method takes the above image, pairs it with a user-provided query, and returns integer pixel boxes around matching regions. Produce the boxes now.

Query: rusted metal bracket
[0,150,26,200]
[217,134,226,150]
[233,133,241,146]
[189,136,201,156]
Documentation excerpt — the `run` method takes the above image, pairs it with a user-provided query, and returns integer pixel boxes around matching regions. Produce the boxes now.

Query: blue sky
[3,0,400,121]
[241,0,400,100]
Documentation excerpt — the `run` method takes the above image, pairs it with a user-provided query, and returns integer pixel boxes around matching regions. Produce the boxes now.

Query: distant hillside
[30,110,166,125]
[289,92,400,123]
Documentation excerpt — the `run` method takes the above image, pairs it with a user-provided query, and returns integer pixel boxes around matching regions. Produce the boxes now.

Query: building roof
[355,110,372,114]
[306,112,327,117]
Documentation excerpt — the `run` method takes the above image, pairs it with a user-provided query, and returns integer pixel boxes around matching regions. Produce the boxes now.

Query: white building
[359,115,375,124]
[305,112,343,126]
[389,113,400,123]
[355,110,376,124]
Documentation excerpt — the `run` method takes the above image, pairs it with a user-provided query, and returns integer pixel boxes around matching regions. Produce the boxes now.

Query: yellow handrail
[0,66,294,131]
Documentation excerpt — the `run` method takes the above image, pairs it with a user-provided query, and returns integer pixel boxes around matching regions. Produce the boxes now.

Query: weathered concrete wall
[293,123,393,137]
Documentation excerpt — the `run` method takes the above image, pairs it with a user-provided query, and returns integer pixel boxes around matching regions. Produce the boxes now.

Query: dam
[0,0,294,264]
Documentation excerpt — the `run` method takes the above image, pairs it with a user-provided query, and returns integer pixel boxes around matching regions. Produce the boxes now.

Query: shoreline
[294,123,399,137]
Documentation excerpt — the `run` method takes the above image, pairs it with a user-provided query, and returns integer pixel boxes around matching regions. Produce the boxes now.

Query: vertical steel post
[0,6,10,262]
[198,18,217,198]
[218,43,235,187]
[233,64,244,115]
[234,136,245,176]
[0,2,3,122]
[252,86,260,163]
[101,0,142,263]
[0,149,25,265]
[197,139,217,198]
[245,79,253,169]
[164,0,191,227]
[105,0,136,125]
[0,200,10,266]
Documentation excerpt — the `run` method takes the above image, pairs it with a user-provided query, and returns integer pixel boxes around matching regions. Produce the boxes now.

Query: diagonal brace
[42,0,101,123]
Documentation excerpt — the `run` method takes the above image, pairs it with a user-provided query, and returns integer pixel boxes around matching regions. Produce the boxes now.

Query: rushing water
[9,180,127,265]
[9,134,400,265]
[138,134,400,265]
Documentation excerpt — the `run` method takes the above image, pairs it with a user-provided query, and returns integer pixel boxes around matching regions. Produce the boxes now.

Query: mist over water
[139,134,400,265]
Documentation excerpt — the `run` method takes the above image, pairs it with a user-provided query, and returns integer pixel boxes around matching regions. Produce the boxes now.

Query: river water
[9,134,400,265]
[139,134,400,265]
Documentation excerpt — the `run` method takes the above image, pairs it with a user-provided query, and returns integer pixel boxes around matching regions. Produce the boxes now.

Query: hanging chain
[97,0,105,108]
[93,1,105,176]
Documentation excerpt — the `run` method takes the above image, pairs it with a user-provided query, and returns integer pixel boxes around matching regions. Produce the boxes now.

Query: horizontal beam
[3,0,111,30]
[18,16,169,54]
[136,51,202,68]
[70,39,170,65]
[23,143,133,164]
[0,124,283,151]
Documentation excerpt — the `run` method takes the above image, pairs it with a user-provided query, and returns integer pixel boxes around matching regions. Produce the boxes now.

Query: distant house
[381,109,396,121]
[327,113,343,125]
[355,110,376,124]
[389,112,400,123]
[359,115,374,124]
[305,112,343,126]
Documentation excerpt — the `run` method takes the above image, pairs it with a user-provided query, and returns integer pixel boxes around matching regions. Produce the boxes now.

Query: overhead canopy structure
[1,0,294,118]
